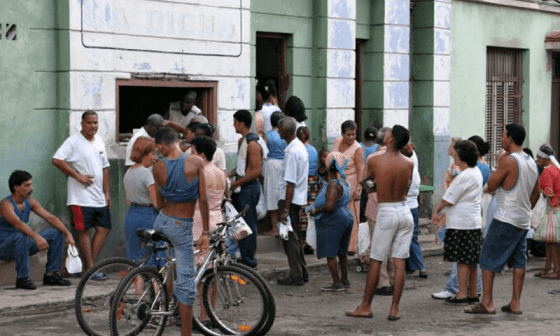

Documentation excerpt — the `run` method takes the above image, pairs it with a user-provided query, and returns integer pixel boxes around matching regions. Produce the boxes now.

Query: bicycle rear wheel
[75,257,137,336]
[202,265,270,335]
[109,267,169,336]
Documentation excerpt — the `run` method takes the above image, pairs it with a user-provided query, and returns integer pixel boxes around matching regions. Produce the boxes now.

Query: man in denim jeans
[228,110,267,269]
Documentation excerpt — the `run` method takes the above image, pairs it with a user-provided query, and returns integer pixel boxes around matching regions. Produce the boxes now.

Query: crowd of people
[0,81,557,334]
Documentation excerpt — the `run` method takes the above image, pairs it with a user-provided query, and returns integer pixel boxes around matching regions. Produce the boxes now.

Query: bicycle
[108,206,275,336]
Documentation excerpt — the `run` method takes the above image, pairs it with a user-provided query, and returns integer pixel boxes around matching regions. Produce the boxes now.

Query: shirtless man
[465,123,539,315]
[346,125,413,321]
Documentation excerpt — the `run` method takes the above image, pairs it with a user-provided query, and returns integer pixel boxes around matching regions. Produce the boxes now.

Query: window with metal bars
[485,47,523,168]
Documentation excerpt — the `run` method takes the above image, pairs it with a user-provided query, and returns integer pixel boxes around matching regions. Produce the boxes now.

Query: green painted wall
[0,1,70,217]
[450,1,560,151]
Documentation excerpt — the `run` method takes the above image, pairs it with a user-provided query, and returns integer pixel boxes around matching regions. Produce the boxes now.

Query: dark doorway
[256,33,289,109]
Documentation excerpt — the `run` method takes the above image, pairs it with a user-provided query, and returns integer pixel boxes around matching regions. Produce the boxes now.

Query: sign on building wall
[81,0,243,56]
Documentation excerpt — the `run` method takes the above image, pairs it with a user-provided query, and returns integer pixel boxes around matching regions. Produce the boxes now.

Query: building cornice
[458,0,560,14]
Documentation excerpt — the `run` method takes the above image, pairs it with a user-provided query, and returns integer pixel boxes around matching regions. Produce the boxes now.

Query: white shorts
[370,201,414,261]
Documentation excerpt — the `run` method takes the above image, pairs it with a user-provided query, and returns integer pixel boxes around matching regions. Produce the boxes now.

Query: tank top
[159,153,199,203]
[0,196,31,239]
[265,130,287,161]
[493,152,538,230]
[236,133,268,177]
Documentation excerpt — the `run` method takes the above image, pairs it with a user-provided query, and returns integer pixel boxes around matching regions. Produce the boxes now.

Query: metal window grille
[485,47,523,168]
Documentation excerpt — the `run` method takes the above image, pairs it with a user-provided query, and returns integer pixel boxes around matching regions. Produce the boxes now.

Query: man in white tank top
[465,124,539,315]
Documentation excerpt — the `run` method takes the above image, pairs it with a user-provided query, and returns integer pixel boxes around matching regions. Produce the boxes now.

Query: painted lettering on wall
[81,0,243,56]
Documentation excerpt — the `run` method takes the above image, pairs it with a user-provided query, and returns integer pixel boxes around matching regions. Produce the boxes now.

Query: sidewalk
[0,233,441,319]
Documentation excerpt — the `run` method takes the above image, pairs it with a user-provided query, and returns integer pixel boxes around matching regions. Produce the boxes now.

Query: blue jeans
[153,213,196,306]
[406,207,426,271]
[443,262,483,294]
[232,180,260,268]
[125,205,165,268]
[0,228,64,279]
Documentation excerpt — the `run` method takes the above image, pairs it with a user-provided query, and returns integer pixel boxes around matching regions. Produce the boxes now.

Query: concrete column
[411,0,452,203]
[324,0,356,142]
[367,0,411,129]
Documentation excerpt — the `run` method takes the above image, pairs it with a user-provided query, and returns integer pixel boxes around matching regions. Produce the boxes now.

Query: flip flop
[464,303,496,314]
[541,271,560,279]
[345,308,373,318]
[535,269,552,277]
[501,304,522,315]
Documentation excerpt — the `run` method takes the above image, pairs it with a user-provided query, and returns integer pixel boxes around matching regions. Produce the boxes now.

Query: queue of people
[0,83,555,333]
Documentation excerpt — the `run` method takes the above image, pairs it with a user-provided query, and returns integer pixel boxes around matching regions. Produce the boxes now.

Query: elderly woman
[123,137,163,267]
[333,120,365,255]
[534,144,560,279]
[432,140,483,305]
[309,152,354,291]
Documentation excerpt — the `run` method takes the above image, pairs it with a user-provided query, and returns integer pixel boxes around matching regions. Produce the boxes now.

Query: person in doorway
[262,111,287,236]
[255,79,281,135]
[465,123,539,315]
[152,127,209,336]
[0,170,75,289]
[125,114,165,167]
[228,110,268,269]
[277,117,309,286]
[346,125,413,321]
[52,110,111,275]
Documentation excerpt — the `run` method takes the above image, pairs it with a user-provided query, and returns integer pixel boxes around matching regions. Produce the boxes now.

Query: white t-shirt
[168,101,202,127]
[442,166,483,230]
[125,127,150,166]
[257,103,281,132]
[53,132,110,207]
[186,146,227,170]
[406,151,421,209]
[279,138,309,206]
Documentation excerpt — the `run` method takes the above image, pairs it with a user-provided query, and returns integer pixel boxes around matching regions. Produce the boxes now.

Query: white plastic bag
[305,214,317,249]
[531,194,547,230]
[277,215,293,241]
[65,245,82,274]
[224,201,252,241]
[256,184,267,220]
[357,222,370,256]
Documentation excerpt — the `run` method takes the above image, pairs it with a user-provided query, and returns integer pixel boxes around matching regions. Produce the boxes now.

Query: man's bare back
[367,149,413,204]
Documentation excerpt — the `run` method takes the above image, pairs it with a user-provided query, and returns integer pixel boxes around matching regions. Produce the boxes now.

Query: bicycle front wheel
[75,257,137,336]
[202,265,270,335]
[109,267,169,336]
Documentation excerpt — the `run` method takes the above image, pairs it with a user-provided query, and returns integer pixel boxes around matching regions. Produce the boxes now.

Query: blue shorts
[70,205,112,231]
[153,212,196,306]
[479,219,528,273]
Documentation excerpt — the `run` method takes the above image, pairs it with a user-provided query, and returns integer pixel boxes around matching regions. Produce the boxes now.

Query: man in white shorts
[346,125,413,321]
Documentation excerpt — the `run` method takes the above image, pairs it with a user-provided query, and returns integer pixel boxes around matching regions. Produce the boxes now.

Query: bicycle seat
[136,229,171,244]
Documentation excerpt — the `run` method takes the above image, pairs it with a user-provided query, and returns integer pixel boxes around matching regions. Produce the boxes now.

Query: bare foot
[345,306,373,318]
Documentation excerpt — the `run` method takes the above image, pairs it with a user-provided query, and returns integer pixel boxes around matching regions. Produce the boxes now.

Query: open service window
[116,79,217,142]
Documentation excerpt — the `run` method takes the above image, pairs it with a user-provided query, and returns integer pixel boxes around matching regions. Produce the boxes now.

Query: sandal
[534,268,552,277]
[541,271,560,279]
[464,303,496,314]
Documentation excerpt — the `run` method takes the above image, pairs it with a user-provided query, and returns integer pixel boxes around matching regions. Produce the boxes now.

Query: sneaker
[445,296,469,305]
[375,286,393,296]
[43,272,71,286]
[16,277,37,290]
[418,270,428,278]
[432,290,454,300]
[90,272,107,281]
[341,280,351,288]
[321,283,345,292]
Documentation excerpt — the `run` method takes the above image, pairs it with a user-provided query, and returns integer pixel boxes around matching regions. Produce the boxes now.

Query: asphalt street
[1,254,559,336]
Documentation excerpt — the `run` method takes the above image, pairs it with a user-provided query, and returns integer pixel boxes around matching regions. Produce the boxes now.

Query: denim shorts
[479,218,528,273]
[370,202,414,260]
[153,212,196,306]
[70,205,111,231]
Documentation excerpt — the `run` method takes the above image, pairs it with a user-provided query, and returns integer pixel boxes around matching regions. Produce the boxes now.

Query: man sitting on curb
[0,170,75,290]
